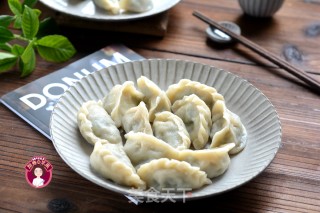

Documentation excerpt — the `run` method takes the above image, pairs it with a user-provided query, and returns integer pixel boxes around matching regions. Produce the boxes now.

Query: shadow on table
[133,180,267,212]
[234,14,279,38]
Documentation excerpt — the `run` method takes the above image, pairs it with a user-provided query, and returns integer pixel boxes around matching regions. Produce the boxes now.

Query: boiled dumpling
[179,143,235,178]
[119,0,153,13]
[153,111,191,150]
[124,132,233,178]
[93,0,120,14]
[77,100,121,145]
[172,94,212,150]
[137,158,211,191]
[137,76,171,122]
[78,76,247,191]
[103,81,144,127]
[122,102,153,135]
[210,100,247,154]
[90,141,146,189]
[166,79,224,109]
[124,132,179,167]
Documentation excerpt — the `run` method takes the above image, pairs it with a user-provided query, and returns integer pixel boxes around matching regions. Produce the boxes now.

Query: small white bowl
[238,0,285,17]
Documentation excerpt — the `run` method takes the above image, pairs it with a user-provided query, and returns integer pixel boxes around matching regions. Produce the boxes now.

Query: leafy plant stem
[0,0,76,77]
[13,34,30,41]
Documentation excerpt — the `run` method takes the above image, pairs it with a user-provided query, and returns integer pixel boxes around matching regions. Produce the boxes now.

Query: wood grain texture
[1,0,320,212]
[44,0,320,74]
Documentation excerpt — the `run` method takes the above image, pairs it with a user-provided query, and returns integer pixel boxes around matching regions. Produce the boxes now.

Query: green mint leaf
[0,43,12,52]
[12,44,25,56]
[36,35,76,62]
[33,8,41,17]
[0,26,14,43]
[37,17,59,38]
[0,15,15,28]
[0,52,17,73]
[19,41,36,77]
[13,15,22,29]
[22,6,40,39]
[8,0,23,15]
[23,0,38,8]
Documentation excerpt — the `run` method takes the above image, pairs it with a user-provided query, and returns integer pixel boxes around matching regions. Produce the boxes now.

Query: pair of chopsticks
[193,11,320,94]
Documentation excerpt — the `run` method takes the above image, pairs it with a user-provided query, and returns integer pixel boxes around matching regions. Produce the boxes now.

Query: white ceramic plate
[50,59,281,201]
[40,0,181,21]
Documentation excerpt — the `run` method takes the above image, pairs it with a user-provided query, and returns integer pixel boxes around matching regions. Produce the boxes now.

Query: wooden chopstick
[193,11,320,94]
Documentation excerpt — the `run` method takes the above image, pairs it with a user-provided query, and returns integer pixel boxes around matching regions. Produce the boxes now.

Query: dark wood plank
[36,0,318,74]
[1,49,320,212]
[1,0,320,212]
[2,0,320,74]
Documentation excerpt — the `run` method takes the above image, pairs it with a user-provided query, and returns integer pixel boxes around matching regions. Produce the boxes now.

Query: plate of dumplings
[50,59,282,201]
[40,0,181,21]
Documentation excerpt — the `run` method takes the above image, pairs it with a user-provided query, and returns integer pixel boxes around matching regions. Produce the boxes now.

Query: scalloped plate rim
[50,58,282,200]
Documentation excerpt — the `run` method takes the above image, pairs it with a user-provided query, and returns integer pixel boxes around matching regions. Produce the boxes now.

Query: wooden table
[1,0,320,212]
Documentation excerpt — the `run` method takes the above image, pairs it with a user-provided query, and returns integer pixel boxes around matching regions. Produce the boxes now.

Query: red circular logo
[25,156,53,188]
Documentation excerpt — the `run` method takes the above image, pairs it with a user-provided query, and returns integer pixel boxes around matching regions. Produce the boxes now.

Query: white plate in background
[40,0,181,21]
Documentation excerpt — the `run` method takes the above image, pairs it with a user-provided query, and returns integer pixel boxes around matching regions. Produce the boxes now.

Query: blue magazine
[0,44,144,139]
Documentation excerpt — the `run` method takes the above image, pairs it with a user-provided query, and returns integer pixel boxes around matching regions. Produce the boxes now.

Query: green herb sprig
[0,0,76,77]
